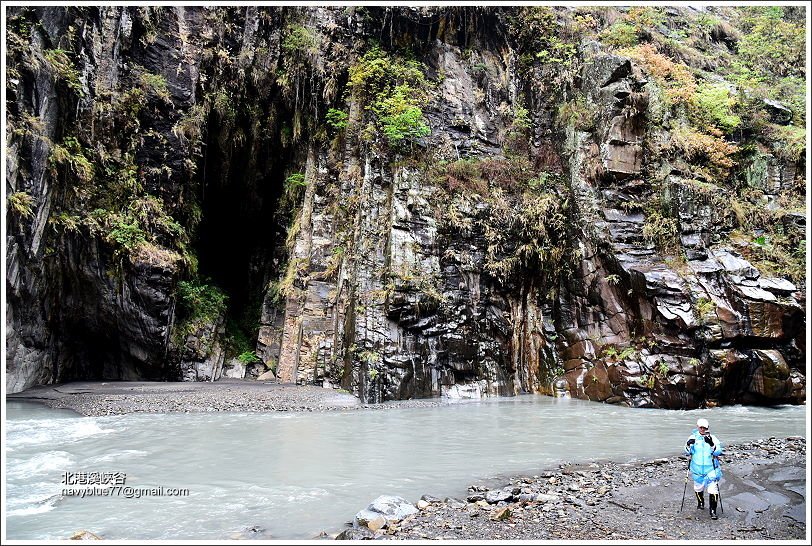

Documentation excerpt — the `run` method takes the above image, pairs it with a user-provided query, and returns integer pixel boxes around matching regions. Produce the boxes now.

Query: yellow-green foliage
[7,191,35,218]
[49,137,95,183]
[728,191,805,284]
[735,7,805,80]
[482,189,571,285]
[348,46,431,147]
[691,82,741,134]
[600,22,639,48]
[172,103,209,147]
[506,7,558,64]
[599,7,667,49]
[80,196,188,267]
[281,23,318,56]
[556,96,595,131]
[271,257,306,302]
[768,125,806,162]
[642,209,679,253]
[626,6,667,28]
[48,136,191,269]
[139,72,171,103]
[43,48,83,95]
[695,296,715,321]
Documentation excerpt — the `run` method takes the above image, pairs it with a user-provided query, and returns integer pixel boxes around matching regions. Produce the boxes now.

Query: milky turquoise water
[4,396,806,540]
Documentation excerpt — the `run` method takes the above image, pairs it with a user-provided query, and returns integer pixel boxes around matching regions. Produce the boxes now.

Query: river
[4,396,806,540]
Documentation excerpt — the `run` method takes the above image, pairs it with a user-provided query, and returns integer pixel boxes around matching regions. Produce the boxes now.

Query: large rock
[354,495,418,528]
[221,359,247,379]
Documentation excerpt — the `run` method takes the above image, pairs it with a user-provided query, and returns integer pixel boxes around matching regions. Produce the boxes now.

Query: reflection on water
[4,397,806,540]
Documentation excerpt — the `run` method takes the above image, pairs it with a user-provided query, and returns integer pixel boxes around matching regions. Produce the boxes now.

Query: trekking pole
[679,457,691,512]
[714,456,724,514]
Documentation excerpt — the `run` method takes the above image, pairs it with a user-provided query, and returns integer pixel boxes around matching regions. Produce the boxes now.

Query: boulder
[354,495,418,528]
[221,359,246,379]
[762,98,793,125]
[257,369,277,381]
[485,488,513,503]
[244,362,267,379]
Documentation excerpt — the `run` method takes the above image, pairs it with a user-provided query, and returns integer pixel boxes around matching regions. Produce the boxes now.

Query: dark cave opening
[194,117,291,354]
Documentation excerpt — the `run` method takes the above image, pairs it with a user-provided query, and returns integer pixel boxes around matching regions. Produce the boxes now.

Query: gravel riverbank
[339,437,807,541]
[6,379,451,415]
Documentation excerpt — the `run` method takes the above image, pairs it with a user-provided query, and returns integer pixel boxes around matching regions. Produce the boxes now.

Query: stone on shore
[256,370,277,381]
[354,495,418,529]
[347,437,805,541]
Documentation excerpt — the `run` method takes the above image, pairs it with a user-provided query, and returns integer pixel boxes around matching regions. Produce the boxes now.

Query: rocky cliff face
[6,6,806,408]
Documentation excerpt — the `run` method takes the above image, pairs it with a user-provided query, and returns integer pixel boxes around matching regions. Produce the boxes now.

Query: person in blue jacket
[684,418,723,519]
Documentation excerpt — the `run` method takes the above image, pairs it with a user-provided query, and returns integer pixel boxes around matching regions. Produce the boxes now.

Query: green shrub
[736,7,805,80]
[627,6,667,28]
[282,172,307,209]
[695,297,715,323]
[769,125,805,161]
[107,215,147,250]
[50,137,95,183]
[618,347,637,360]
[373,86,431,144]
[692,82,741,133]
[556,96,595,131]
[348,46,431,148]
[237,351,261,364]
[325,108,349,130]
[281,24,317,55]
[173,279,228,347]
[177,279,227,324]
[512,105,531,130]
[139,72,170,103]
[535,36,577,68]
[600,22,639,48]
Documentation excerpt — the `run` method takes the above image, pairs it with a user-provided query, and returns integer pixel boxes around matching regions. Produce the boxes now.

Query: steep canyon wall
[6,6,806,408]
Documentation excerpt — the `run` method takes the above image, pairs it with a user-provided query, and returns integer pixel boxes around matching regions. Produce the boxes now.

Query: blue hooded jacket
[684,428,723,484]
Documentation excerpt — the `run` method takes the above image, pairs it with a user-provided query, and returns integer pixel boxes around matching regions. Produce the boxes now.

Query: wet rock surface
[342,437,805,540]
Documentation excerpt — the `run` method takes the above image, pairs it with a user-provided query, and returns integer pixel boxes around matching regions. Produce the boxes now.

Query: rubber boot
[709,493,719,520]
[695,491,704,509]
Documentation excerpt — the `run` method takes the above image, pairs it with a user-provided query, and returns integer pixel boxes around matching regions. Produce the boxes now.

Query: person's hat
[696,418,709,429]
